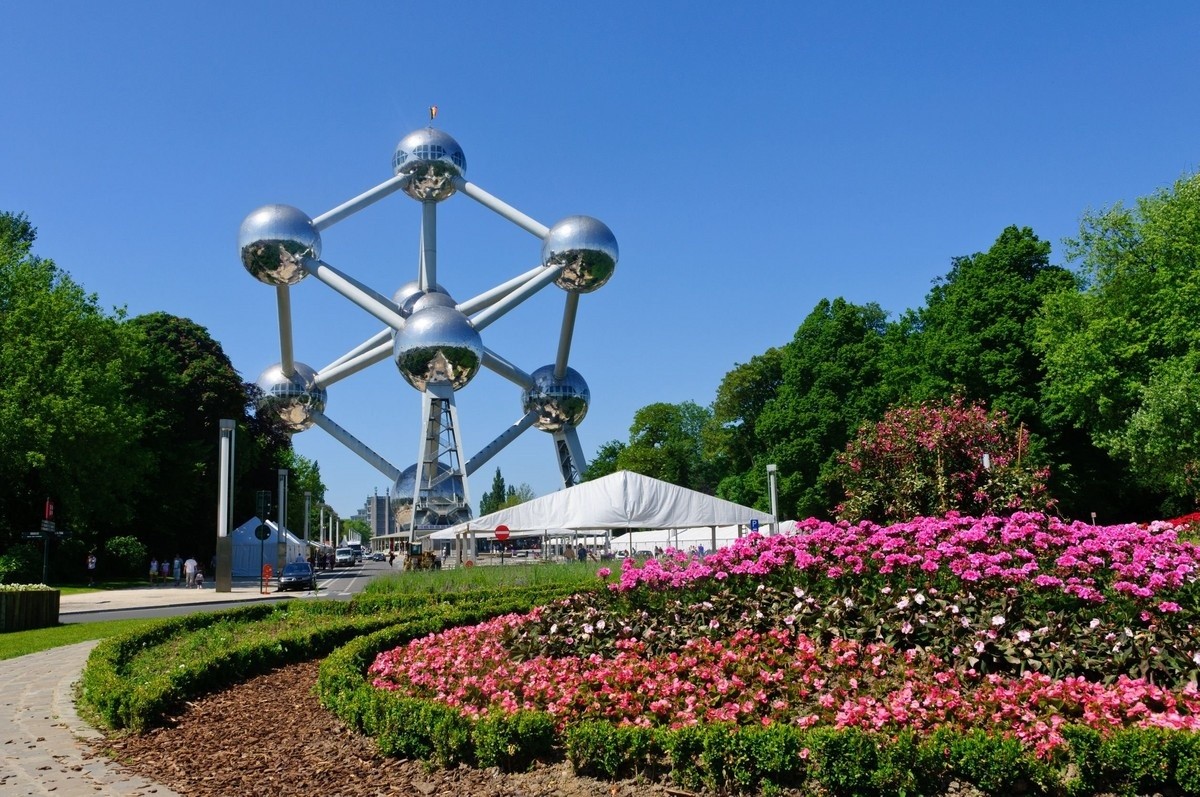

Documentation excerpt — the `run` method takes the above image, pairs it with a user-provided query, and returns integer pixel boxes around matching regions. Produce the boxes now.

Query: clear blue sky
[3,3,1199,519]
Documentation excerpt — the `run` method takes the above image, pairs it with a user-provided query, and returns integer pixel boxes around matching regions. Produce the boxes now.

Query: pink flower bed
[613,512,1200,603]
[368,512,1200,759]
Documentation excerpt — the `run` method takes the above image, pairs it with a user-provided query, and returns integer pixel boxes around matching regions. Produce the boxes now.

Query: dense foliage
[836,397,1052,523]
[590,186,1200,522]
[0,211,310,582]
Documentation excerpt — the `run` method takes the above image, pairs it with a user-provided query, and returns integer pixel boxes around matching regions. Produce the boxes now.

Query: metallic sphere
[238,204,321,286]
[410,291,457,313]
[391,463,472,528]
[392,128,466,202]
[522,365,590,431]
[542,215,618,293]
[392,305,482,391]
[255,361,326,432]
[392,280,448,316]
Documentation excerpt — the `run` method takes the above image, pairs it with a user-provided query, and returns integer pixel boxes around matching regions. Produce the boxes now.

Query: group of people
[148,554,205,588]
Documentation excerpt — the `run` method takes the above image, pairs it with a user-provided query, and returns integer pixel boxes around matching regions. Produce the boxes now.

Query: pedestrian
[172,554,183,586]
[194,569,204,589]
[160,559,170,582]
[576,543,587,563]
[184,555,198,587]
[149,557,159,585]
[388,549,395,567]
[86,551,98,586]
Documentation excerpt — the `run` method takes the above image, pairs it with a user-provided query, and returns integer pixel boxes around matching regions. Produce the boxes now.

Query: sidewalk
[59,577,298,615]
[4,580,315,795]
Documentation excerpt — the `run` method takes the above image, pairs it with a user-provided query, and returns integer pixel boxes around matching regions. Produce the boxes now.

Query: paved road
[2,560,392,795]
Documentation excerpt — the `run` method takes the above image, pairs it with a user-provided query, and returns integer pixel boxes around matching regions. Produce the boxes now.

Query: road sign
[22,532,43,541]
[750,519,759,532]
[255,523,271,541]
[40,519,55,532]
[495,525,510,542]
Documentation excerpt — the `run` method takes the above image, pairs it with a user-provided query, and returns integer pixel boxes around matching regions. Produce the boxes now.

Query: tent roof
[436,470,774,538]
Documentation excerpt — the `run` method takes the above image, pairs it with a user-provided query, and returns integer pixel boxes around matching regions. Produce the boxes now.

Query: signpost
[750,518,759,533]
[495,525,509,564]
[256,522,270,592]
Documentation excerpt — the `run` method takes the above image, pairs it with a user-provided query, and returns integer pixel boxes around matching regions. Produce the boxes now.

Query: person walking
[172,554,183,586]
[184,555,198,587]
[149,557,159,585]
[86,552,98,586]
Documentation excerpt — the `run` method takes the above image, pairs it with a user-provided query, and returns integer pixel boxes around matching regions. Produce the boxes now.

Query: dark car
[278,561,316,592]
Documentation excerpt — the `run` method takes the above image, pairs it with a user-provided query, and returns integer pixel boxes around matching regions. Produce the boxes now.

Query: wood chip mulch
[89,660,672,797]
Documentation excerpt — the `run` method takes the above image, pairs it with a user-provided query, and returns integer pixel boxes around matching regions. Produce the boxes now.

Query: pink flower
[597,567,612,579]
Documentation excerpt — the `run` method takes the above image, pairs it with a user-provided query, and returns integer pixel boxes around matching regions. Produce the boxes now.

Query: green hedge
[78,578,1200,794]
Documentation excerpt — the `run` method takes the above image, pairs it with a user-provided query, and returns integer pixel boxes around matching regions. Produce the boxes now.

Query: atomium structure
[239,125,617,546]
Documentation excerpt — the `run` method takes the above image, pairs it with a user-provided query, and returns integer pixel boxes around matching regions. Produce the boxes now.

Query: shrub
[473,709,556,771]
[103,535,149,578]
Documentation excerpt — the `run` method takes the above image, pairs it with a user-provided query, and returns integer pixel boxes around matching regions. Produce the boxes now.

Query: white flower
[1017,630,1031,643]
[596,619,606,631]
[896,597,910,610]
[583,623,594,634]
[843,597,854,608]
[991,615,1005,626]
[1089,618,1101,629]
[1125,627,1134,638]
[550,624,558,634]
[914,592,926,605]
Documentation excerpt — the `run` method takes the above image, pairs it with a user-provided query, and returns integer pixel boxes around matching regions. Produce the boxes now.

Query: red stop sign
[495,525,510,542]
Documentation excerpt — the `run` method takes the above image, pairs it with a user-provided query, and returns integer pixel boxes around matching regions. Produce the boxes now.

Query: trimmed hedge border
[79,578,1200,794]
[80,582,589,734]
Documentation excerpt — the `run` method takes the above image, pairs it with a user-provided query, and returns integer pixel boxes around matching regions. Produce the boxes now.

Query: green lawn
[0,618,154,661]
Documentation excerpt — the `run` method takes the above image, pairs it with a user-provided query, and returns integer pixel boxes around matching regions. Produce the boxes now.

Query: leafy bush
[103,535,148,578]
[0,543,41,584]
[473,709,555,771]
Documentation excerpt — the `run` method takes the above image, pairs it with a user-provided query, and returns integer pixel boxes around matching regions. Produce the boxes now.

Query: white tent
[230,517,309,577]
[431,470,775,547]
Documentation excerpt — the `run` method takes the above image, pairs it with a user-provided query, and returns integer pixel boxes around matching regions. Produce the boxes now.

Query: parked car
[371,551,385,561]
[278,561,316,591]
[334,548,355,567]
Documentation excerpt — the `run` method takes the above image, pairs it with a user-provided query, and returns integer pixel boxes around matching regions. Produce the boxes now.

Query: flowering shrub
[836,397,1053,523]
[368,512,1200,762]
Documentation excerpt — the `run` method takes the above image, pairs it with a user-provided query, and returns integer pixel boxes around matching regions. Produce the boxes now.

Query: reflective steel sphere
[392,305,482,391]
[392,280,448,316]
[391,463,472,529]
[541,215,618,293]
[392,128,466,202]
[410,291,457,312]
[255,361,326,432]
[522,365,590,431]
[238,204,321,286]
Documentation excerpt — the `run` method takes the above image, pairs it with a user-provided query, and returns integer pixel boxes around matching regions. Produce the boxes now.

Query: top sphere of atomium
[522,365,590,431]
[542,215,618,293]
[238,204,321,286]
[392,128,466,203]
[392,305,483,392]
[255,361,326,432]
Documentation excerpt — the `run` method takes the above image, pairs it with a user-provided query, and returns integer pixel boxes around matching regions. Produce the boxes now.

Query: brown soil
[91,661,677,797]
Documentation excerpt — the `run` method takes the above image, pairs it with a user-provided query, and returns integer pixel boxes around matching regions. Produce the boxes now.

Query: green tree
[1038,173,1200,512]
[606,401,719,493]
[709,348,784,506]
[121,312,261,557]
[0,212,147,549]
[751,298,890,519]
[479,467,508,516]
[900,226,1075,421]
[582,440,625,481]
[499,483,536,508]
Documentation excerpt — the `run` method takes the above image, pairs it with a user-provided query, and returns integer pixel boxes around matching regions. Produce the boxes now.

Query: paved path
[2,580,302,796]
[0,641,180,796]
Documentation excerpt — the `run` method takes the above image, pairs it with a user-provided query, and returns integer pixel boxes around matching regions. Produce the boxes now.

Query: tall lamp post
[766,463,779,535]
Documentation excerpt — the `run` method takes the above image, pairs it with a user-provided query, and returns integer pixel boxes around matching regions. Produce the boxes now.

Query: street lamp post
[304,491,311,542]
[766,463,779,535]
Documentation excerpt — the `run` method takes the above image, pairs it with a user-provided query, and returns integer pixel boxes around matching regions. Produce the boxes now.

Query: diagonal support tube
[451,176,549,238]
[312,173,412,231]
